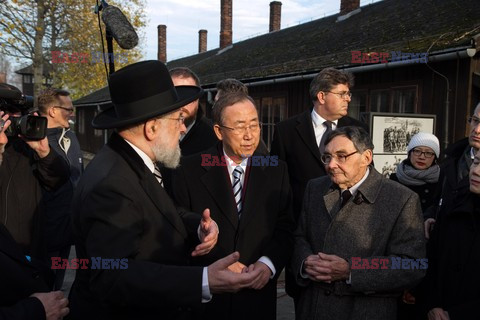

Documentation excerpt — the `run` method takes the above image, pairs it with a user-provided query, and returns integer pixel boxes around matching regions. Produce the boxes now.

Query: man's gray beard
[152,141,181,169]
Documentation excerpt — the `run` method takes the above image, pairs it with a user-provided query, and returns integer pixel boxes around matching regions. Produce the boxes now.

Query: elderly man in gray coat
[292,126,426,320]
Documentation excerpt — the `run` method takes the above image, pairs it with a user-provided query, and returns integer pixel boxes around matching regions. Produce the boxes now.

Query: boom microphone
[101,5,139,50]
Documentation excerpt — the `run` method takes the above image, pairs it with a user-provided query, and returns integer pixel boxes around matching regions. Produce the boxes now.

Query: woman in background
[390,132,441,212]
[390,132,441,320]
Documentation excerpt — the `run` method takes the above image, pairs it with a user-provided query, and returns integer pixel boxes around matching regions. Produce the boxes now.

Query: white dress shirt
[311,109,338,147]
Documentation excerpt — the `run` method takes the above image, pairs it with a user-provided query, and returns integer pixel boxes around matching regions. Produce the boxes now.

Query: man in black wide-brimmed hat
[69,60,265,320]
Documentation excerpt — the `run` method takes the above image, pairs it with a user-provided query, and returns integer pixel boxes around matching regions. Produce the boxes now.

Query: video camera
[0,85,47,140]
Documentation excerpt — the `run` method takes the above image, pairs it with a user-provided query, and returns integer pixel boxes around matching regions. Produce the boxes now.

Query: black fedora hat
[92,60,203,129]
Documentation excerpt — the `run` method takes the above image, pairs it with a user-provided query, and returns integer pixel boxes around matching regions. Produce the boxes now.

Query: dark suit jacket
[0,224,50,320]
[172,144,294,320]
[69,132,204,320]
[270,110,369,219]
[292,169,426,320]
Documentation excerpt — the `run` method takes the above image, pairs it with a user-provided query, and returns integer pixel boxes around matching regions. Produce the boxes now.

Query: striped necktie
[232,166,244,216]
[153,165,164,187]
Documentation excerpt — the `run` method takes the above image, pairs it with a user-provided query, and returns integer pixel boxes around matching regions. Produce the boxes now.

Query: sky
[141,0,383,62]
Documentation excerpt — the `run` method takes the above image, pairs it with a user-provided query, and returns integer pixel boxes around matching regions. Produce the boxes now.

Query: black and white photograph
[370,113,436,154]
[373,154,407,178]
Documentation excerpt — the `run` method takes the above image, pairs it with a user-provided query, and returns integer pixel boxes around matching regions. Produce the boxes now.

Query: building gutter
[203,46,471,91]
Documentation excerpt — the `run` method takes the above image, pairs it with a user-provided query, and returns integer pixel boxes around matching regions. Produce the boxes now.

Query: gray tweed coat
[292,169,426,320]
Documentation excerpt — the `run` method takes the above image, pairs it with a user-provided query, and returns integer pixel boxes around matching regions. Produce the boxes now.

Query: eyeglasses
[164,116,185,125]
[468,116,480,127]
[411,149,435,158]
[321,150,358,165]
[325,91,352,99]
[54,106,75,114]
[218,123,262,135]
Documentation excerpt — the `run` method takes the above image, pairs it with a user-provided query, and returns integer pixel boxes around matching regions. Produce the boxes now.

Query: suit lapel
[108,133,188,238]
[323,188,341,219]
[201,152,239,229]
[140,172,188,237]
[239,163,268,231]
[295,111,322,164]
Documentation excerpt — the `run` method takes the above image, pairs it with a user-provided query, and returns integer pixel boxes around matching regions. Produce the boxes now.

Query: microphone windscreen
[102,5,139,50]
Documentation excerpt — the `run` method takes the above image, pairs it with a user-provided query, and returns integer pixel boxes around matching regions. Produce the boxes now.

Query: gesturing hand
[208,252,264,293]
[192,208,219,257]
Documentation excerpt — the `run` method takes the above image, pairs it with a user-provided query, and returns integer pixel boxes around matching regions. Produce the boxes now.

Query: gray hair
[325,126,374,153]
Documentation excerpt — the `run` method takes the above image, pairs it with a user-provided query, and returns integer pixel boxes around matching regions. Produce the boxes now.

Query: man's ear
[144,119,158,141]
[213,124,223,141]
[362,149,373,166]
[48,106,57,118]
[317,91,326,105]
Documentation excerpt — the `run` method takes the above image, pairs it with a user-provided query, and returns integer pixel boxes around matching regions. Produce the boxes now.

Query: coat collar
[199,143,267,228]
[107,133,188,238]
[295,110,322,163]
[323,166,382,217]
[199,144,239,228]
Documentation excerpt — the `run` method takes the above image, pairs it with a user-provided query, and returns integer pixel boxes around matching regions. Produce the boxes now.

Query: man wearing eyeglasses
[292,126,425,320]
[37,88,84,290]
[172,91,294,320]
[270,67,368,302]
[423,102,480,239]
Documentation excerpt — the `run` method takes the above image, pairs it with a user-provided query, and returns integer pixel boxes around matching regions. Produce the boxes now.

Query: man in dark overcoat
[69,61,265,320]
[173,92,294,320]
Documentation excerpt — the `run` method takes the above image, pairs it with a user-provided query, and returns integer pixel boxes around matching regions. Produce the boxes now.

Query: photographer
[0,112,70,320]
[38,88,83,290]
[0,83,69,267]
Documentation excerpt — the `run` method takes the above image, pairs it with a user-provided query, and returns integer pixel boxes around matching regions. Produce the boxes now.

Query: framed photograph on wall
[369,113,436,177]
[370,113,436,154]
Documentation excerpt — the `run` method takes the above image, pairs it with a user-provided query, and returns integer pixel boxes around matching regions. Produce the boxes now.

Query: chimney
[269,1,282,32]
[157,24,167,63]
[340,0,360,15]
[199,29,208,53]
[0,72,6,83]
[220,0,232,49]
